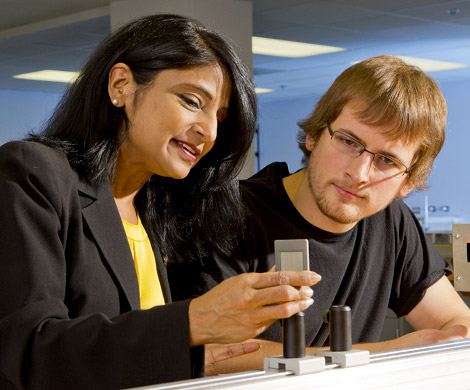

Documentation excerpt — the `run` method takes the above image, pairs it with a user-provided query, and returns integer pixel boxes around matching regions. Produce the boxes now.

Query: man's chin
[323,206,365,226]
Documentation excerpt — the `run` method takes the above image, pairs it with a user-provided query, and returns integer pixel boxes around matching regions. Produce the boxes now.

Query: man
[168,55,470,372]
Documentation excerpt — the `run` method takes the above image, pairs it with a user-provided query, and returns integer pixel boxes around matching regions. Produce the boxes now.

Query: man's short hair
[297,55,447,191]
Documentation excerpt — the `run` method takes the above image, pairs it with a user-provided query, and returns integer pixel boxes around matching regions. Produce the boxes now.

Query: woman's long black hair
[30,14,257,263]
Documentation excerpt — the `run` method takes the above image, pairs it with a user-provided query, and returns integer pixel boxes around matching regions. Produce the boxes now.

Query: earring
[112,99,119,106]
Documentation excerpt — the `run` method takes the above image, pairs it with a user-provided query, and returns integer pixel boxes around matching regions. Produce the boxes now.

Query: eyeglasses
[326,123,410,178]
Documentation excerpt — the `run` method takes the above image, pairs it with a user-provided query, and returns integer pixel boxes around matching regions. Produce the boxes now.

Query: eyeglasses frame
[326,122,410,177]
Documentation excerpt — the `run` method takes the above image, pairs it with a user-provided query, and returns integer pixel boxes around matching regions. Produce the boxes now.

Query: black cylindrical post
[324,305,352,352]
[283,311,306,358]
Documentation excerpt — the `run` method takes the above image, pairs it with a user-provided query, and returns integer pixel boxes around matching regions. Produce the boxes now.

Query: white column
[110,0,255,178]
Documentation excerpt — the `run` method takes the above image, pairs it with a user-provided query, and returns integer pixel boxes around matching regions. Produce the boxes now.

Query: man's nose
[346,151,374,182]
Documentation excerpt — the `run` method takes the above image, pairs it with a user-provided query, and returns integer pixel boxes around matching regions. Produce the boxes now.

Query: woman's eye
[180,95,200,109]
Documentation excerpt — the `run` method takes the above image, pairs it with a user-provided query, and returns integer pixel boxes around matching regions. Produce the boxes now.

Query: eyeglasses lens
[331,132,406,177]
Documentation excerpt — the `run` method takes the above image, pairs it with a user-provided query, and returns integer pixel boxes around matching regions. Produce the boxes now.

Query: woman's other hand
[205,341,260,376]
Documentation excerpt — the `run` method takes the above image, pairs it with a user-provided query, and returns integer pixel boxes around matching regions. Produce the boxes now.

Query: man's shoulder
[238,162,295,223]
[363,197,421,240]
[241,162,290,190]
[369,197,413,221]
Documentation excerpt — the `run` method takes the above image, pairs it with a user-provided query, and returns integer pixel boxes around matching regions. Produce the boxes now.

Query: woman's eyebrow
[179,83,214,100]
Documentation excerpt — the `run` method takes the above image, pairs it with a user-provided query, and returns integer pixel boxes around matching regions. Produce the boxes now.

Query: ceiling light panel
[398,56,468,72]
[255,88,275,94]
[13,70,79,83]
[252,36,345,58]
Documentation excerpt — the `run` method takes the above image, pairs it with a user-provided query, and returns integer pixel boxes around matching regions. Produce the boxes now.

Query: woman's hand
[188,270,321,346]
[205,341,260,376]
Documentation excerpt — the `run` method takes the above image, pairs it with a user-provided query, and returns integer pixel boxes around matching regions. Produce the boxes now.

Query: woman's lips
[172,139,201,162]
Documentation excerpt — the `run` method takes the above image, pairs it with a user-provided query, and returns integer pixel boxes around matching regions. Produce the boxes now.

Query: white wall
[256,78,470,232]
[256,94,319,173]
[0,89,61,144]
[405,78,470,231]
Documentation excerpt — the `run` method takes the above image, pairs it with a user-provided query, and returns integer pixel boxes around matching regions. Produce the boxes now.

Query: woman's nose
[196,114,218,143]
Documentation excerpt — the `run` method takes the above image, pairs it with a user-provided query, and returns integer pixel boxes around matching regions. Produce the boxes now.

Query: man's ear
[398,181,414,198]
[108,62,135,108]
[305,133,315,152]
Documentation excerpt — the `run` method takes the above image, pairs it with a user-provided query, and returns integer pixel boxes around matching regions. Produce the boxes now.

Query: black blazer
[0,141,203,389]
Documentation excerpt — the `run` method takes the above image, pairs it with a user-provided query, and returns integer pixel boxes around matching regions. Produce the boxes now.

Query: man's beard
[306,163,371,226]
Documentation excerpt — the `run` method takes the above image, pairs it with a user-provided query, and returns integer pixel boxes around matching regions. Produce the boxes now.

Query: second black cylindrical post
[324,305,352,352]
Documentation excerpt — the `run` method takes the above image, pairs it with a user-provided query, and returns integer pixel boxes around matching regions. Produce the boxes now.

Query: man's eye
[339,135,358,148]
[378,154,399,167]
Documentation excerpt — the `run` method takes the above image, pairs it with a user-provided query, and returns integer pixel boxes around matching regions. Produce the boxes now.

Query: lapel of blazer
[152,244,172,304]
[77,179,141,310]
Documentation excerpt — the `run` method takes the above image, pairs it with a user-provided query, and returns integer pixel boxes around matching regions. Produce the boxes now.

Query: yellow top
[122,215,165,309]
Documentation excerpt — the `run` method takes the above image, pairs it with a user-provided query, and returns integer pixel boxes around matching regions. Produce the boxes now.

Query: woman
[0,14,319,389]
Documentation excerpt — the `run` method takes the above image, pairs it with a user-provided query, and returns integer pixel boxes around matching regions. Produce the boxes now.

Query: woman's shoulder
[0,140,76,181]
[1,139,67,165]
[2,139,61,155]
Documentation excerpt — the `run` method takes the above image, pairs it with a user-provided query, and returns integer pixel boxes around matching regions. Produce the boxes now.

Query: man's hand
[188,270,321,346]
[354,324,470,353]
[400,324,469,345]
[205,341,260,376]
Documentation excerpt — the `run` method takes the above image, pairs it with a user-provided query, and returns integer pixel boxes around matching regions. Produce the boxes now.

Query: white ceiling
[1,0,470,102]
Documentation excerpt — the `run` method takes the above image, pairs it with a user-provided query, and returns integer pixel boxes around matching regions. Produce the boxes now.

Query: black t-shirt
[168,162,452,347]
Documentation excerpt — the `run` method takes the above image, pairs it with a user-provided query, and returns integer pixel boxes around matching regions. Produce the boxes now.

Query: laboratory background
[1,1,470,279]
[2,0,470,235]
[1,0,470,385]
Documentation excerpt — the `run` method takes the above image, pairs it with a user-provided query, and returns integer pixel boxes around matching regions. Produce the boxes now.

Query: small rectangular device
[452,224,470,292]
[275,239,309,271]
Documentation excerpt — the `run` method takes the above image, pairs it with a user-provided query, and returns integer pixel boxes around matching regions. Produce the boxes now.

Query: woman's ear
[108,62,135,108]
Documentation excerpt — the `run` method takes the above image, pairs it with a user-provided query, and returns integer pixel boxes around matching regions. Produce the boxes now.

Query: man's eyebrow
[338,128,366,144]
[338,128,403,161]
[179,83,214,101]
